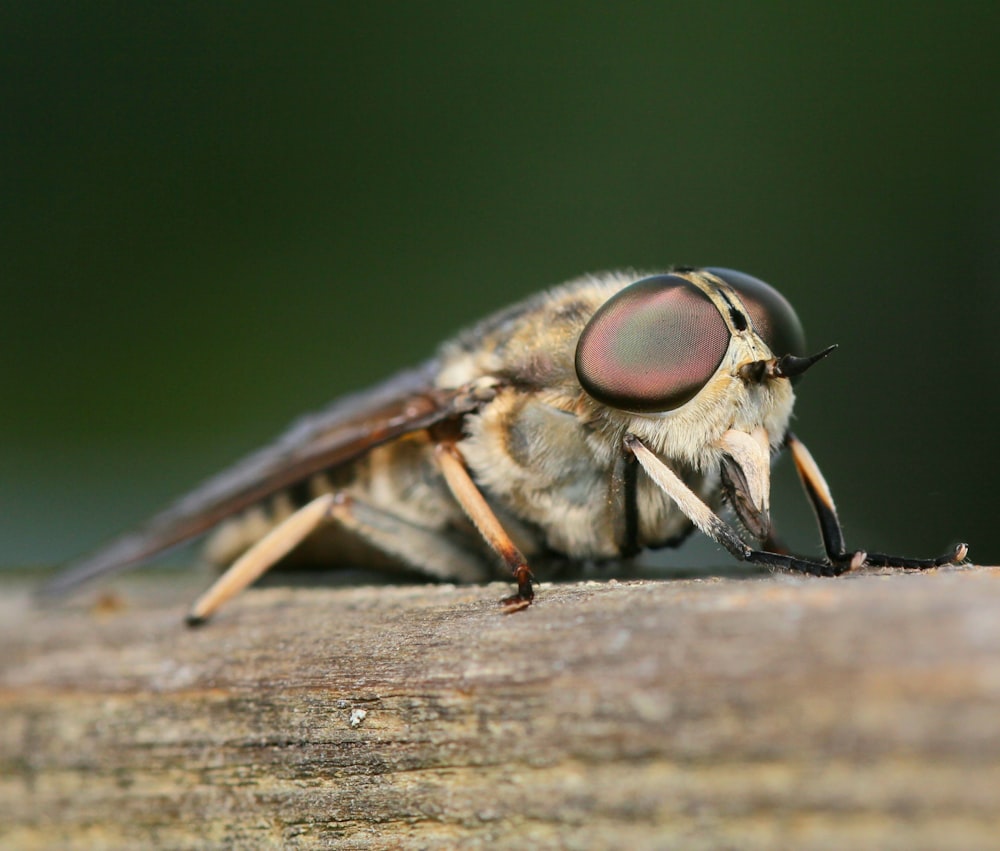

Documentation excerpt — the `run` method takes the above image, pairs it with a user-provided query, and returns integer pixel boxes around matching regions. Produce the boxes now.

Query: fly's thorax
[458,387,625,558]
[435,272,645,391]
[455,384,727,557]
[460,388,609,491]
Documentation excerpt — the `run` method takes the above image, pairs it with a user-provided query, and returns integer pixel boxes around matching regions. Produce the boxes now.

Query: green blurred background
[2,3,997,571]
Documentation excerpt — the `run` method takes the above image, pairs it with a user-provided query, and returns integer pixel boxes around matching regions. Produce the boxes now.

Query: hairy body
[46,268,964,622]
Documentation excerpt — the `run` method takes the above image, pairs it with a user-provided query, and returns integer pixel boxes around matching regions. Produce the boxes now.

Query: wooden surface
[3,565,1000,850]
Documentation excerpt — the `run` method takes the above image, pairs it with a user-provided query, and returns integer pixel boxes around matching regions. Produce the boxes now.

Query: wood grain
[3,565,1000,849]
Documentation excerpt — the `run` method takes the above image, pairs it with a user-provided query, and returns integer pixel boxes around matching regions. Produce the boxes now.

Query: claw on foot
[499,594,533,614]
[500,563,534,613]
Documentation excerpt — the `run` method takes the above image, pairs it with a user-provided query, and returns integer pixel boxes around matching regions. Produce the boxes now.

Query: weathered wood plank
[3,566,1000,849]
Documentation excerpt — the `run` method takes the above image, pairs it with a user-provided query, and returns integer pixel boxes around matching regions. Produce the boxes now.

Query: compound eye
[706,268,807,358]
[575,274,730,412]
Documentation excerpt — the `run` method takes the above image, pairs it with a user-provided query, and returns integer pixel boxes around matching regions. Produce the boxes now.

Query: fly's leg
[625,433,966,579]
[624,434,767,563]
[186,494,338,625]
[610,449,641,557]
[761,526,791,556]
[434,441,534,612]
[186,491,490,626]
[786,432,968,569]
[323,494,490,584]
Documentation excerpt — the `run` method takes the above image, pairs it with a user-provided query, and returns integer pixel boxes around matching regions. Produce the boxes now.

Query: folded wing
[42,359,489,597]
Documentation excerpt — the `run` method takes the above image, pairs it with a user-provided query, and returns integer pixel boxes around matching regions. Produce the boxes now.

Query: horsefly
[43,268,968,623]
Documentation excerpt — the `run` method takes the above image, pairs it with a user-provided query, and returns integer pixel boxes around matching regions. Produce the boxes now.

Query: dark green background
[3,4,997,570]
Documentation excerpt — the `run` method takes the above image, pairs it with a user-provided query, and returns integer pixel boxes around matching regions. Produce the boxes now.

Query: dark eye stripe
[706,268,806,359]
[575,275,730,412]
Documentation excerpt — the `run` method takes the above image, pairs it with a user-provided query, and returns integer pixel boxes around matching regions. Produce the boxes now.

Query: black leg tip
[184,613,209,628]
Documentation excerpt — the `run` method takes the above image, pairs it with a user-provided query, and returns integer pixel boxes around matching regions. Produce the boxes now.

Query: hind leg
[186,492,488,625]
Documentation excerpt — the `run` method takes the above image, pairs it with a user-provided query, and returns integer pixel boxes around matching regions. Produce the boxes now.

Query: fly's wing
[42,359,496,597]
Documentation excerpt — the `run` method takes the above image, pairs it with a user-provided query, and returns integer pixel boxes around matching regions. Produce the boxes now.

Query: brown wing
[42,359,495,597]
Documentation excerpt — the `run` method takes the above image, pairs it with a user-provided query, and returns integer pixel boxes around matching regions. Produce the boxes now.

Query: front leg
[785,432,968,569]
[624,434,966,579]
[609,449,641,557]
[624,434,830,574]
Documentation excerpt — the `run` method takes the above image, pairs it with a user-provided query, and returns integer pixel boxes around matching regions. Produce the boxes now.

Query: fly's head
[575,267,834,538]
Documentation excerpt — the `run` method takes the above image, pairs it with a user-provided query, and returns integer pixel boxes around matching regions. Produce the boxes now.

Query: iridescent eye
[706,268,807,358]
[575,274,731,412]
